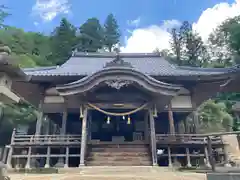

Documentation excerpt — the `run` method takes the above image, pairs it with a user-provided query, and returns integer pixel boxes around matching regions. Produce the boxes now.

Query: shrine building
[6,52,240,168]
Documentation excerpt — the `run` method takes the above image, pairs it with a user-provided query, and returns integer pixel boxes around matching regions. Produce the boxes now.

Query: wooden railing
[155,134,222,144]
[12,134,81,145]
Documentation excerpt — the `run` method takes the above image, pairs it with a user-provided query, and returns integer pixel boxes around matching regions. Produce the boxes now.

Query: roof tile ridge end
[23,66,58,71]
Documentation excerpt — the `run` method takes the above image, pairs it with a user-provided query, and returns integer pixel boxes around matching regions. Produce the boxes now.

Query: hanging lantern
[127,116,131,124]
[80,105,84,118]
[122,116,125,120]
[153,104,158,117]
[107,116,111,124]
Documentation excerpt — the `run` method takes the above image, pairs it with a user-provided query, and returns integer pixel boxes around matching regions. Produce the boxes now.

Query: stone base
[207,173,240,180]
[224,163,232,167]
[44,164,50,168]
[78,163,85,167]
[205,163,211,168]
[54,158,64,168]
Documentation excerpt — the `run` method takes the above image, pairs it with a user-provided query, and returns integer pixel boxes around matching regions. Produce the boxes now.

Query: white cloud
[127,17,141,27]
[193,0,240,41]
[32,0,71,22]
[33,22,39,26]
[121,20,180,53]
[122,0,240,53]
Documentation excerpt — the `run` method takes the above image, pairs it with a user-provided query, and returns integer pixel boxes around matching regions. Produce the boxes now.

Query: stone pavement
[9,166,207,180]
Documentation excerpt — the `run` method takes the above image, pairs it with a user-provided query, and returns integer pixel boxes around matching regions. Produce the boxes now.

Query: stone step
[90,144,149,148]
[86,160,152,166]
[90,147,149,152]
[58,166,175,174]
[87,156,151,161]
[88,152,150,157]
[87,144,151,166]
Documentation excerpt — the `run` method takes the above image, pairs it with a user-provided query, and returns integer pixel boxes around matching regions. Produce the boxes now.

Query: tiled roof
[23,52,239,77]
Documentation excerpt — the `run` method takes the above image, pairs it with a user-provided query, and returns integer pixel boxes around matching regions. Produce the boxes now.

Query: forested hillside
[0,14,121,67]
[1,5,240,144]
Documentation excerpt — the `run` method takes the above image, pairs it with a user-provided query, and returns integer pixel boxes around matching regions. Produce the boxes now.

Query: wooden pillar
[35,100,44,136]
[144,111,149,142]
[55,109,68,168]
[168,146,172,167]
[88,111,92,141]
[168,104,175,135]
[79,107,88,167]
[44,116,50,135]
[183,118,188,133]
[64,145,69,168]
[204,142,211,168]
[235,113,240,147]
[148,109,157,166]
[186,147,192,168]
[61,108,68,135]
[25,147,32,169]
[221,135,231,167]
[25,137,33,169]
[192,110,199,133]
[207,136,215,172]
[6,128,16,169]
[45,146,50,168]
[44,137,51,168]
[2,146,8,163]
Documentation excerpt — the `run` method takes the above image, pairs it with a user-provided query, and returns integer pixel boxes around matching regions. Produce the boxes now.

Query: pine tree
[78,18,104,52]
[50,18,77,65]
[170,21,207,67]
[103,14,121,52]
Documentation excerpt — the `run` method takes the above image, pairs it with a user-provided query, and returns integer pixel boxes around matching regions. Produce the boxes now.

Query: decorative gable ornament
[104,54,133,68]
[105,79,132,90]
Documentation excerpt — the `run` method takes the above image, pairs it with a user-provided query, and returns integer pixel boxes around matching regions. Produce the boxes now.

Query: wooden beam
[191,81,227,107]
[12,81,44,107]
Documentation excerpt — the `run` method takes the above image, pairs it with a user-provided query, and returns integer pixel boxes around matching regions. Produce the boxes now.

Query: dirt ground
[9,168,207,180]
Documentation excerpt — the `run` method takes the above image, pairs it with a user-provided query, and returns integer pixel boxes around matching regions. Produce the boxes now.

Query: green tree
[103,13,121,52]
[170,21,207,67]
[0,27,53,67]
[170,21,190,65]
[50,18,77,65]
[209,16,240,65]
[198,100,233,132]
[78,18,104,52]
[0,102,38,145]
[208,16,240,131]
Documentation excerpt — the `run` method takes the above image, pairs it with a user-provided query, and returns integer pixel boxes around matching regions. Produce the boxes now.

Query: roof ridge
[72,52,161,58]
[177,65,236,72]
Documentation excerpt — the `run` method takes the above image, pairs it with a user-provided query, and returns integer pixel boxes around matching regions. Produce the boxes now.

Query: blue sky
[2,0,240,52]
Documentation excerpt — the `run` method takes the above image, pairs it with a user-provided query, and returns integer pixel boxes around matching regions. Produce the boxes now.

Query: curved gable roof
[56,66,183,96]
[23,52,240,80]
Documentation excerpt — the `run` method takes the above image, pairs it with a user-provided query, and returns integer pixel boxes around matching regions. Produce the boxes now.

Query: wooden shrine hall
[6,52,240,168]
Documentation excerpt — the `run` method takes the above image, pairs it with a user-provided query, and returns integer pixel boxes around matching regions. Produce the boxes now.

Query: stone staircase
[221,134,240,166]
[86,144,152,166]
